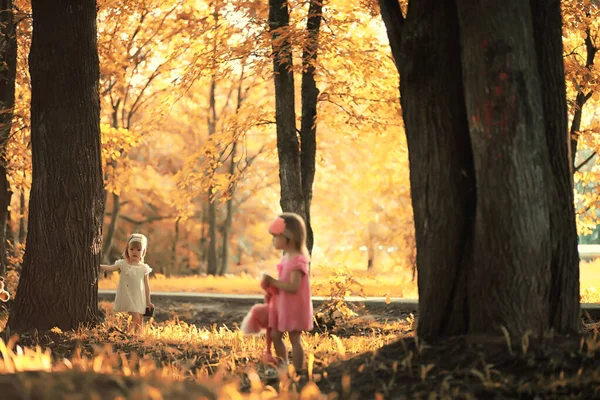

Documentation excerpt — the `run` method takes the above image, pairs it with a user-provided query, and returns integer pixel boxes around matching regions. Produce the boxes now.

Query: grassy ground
[0,299,414,399]
[1,260,600,398]
[1,297,600,399]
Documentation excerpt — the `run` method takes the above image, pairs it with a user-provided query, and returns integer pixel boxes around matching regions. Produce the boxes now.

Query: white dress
[113,259,152,314]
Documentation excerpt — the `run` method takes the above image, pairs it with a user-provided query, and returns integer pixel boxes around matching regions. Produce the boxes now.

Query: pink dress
[271,254,313,332]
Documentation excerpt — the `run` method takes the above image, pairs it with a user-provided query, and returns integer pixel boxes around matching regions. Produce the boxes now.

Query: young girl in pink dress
[262,212,313,373]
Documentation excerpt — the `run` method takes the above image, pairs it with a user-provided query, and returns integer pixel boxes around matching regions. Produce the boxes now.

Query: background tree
[0,0,17,276]
[8,0,104,331]
[378,0,579,339]
[268,0,322,253]
[561,0,600,239]
[97,0,195,262]
[0,0,434,283]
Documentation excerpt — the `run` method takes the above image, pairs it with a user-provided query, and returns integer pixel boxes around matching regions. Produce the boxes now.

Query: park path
[98,290,600,319]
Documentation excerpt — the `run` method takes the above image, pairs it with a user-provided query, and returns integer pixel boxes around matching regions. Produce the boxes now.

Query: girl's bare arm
[100,264,120,272]
[267,270,302,294]
[144,274,153,307]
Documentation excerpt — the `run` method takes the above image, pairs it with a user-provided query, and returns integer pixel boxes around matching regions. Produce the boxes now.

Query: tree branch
[377,0,405,66]
[574,151,597,172]
[115,214,175,225]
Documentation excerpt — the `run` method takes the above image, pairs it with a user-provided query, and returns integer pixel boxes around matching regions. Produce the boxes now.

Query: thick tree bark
[8,0,104,332]
[269,0,306,219]
[379,0,579,339]
[0,0,16,277]
[530,0,580,333]
[380,0,476,337]
[299,0,322,254]
[457,0,552,336]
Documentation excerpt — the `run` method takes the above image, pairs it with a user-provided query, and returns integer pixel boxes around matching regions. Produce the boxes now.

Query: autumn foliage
[0,0,597,286]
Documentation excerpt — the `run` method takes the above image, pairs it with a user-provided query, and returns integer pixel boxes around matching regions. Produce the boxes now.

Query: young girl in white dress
[100,233,154,334]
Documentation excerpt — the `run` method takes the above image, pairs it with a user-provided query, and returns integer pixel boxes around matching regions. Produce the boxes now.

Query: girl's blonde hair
[278,212,310,259]
[122,233,148,262]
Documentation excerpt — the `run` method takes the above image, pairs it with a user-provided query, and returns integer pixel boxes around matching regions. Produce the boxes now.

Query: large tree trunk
[380,0,476,338]
[0,0,17,277]
[299,0,322,254]
[269,0,306,219]
[530,0,580,332]
[457,0,553,336]
[8,0,104,332]
[379,0,579,339]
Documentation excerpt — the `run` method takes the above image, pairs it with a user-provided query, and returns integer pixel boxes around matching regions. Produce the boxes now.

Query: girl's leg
[270,328,288,364]
[265,328,276,363]
[130,312,142,334]
[138,313,145,333]
[289,331,304,373]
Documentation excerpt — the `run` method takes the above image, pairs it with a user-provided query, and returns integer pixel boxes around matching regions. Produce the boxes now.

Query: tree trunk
[530,0,580,332]
[569,32,597,168]
[299,0,322,254]
[8,0,104,332]
[367,237,375,271]
[219,69,246,276]
[101,192,120,263]
[269,0,306,218]
[206,196,218,275]
[457,0,553,336]
[0,170,11,276]
[0,0,16,277]
[169,217,179,277]
[380,0,476,338]
[199,204,208,264]
[17,187,25,243]
[379,0,579,339]
[206,76,218,276]
[5,206,14,266]
[219,142,237,276]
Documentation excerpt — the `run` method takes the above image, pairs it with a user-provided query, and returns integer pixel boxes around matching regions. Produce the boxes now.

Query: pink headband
[269,217,286,235]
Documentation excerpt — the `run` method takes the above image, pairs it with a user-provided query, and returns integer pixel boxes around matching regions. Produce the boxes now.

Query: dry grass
[1,301,600,399]
[0,301,412,399]
[2,260,600,398]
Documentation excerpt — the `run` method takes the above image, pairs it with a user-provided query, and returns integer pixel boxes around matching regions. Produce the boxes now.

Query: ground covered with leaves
[1,299,600,399]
